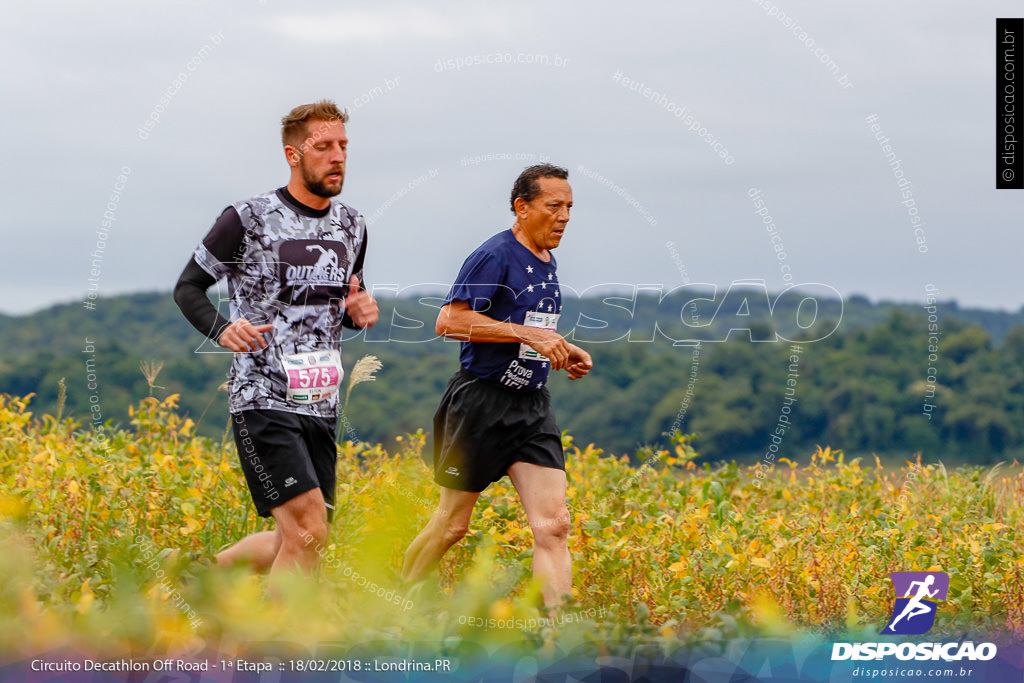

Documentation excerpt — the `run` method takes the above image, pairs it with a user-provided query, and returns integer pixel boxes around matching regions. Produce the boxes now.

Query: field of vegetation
[1,387,1023,670]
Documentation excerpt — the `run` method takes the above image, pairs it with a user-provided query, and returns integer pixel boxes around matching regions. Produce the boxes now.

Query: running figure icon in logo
[882,571,949,635]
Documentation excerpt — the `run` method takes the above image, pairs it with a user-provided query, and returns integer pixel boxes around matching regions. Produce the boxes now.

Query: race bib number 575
[283,350,344,404]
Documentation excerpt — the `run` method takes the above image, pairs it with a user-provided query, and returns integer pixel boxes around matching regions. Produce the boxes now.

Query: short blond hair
[281,100,349,148]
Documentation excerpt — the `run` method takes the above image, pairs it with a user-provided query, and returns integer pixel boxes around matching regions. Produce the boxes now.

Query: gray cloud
[2,0,1020,313]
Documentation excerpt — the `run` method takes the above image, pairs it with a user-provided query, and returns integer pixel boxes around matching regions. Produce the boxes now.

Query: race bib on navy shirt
[444,229,561,390]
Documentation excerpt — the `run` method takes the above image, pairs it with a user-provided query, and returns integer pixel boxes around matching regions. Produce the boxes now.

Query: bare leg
[402,487,481,581]
[268,487,330,580]
[215,530,282,572]
[507,462,571,607]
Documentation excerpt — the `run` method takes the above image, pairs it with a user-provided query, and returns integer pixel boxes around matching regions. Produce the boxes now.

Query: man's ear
[513,196,529,217]
[284,144,301,168]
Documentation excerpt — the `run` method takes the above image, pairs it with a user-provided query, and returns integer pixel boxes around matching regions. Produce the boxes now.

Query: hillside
[5,290,1024,461]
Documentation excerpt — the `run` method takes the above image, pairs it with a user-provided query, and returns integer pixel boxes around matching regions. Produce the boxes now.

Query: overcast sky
[3,0,1021,315]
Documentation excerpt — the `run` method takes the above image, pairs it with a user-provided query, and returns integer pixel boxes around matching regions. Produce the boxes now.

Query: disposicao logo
[831,571,998,662]
[882,571,948,635]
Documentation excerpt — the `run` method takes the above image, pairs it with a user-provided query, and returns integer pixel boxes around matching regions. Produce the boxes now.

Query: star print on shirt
[526,266,534,274]
[540,282,546,289]
[536,381,544,389]
[527,284,534,292]
[548,273,553,280]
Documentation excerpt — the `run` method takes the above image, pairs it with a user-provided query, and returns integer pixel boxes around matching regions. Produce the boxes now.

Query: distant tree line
[4,290,1024,463]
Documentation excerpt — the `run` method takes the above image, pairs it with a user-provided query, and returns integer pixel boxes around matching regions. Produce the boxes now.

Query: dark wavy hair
[509,164,569,213]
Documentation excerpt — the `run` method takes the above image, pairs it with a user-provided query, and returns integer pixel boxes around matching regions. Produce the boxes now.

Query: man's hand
[344,275,379,328]
[437,301,584,376]
[219,318,273,353]
[564,343,593,380]
[524,330,573,369]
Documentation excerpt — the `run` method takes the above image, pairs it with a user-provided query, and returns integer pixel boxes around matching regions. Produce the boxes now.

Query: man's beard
[302,163,344,198]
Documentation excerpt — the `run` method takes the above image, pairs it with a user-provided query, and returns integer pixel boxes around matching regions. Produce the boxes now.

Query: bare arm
[436,300,592,375]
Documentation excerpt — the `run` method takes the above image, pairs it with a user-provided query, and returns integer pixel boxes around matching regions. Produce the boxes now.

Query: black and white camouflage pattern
[194,190,365,418]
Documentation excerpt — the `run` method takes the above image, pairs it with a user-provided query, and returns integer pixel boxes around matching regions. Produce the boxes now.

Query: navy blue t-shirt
[444,229,561,390]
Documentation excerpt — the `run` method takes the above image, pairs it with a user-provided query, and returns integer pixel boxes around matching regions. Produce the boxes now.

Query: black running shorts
[231,409,338,520]
[432,369,564,492]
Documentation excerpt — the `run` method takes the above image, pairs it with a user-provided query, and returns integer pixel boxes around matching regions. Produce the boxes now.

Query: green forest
[4,288,1024,463]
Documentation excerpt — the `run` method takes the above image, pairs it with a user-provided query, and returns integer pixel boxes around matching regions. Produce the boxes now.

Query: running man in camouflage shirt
[174,100,378,580]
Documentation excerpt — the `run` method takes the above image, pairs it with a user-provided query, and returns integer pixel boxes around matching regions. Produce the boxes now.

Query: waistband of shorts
[231,407,338,427]
[457,367,546,394]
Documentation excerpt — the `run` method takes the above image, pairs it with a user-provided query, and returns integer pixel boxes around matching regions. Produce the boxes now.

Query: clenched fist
[344,275,378,328]
[219,318,273,353]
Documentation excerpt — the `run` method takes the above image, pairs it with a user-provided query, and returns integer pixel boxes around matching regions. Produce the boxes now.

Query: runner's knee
[530,511,570,545]
[441,518,470,545]
[289,517,329,549]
